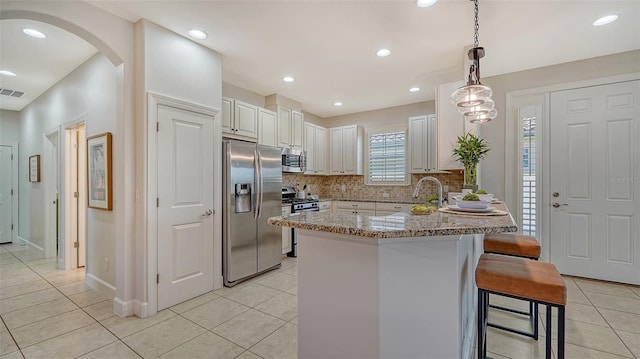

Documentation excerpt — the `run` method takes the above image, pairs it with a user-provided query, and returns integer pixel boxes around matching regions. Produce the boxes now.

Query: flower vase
[463,164,478,192]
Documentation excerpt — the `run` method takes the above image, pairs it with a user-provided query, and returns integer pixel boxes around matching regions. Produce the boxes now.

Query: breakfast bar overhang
[269,204,518,359]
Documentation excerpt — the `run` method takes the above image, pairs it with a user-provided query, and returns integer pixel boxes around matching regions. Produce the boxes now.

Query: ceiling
[2,1,639,117]
[0,19,98,111]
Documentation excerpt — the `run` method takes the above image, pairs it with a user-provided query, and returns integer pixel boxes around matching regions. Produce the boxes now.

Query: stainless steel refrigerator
[223,139,283,286]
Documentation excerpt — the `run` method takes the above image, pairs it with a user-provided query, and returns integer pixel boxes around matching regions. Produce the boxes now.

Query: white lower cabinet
[319,200,331,212]
[375,202,412,216]
[335,201,376,215]
[282,205,292,254]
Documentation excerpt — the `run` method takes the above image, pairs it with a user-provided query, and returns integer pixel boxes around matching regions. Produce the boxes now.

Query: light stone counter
[270,203,517,359]
[268,202,517,239]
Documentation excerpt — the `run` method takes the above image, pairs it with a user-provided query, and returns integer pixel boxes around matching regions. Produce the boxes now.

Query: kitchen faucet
[412,176,443,209]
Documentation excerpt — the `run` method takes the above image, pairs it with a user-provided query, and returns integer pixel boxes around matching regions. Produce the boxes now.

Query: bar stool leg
[533,302,539,340]
[545,305,552,359]
[558,306,565,359]
[478,290,485,359]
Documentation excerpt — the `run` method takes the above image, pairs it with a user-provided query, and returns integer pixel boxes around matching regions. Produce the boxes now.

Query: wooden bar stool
[483,233,541,338]
[484,233,541,259]
[476,253,566,359]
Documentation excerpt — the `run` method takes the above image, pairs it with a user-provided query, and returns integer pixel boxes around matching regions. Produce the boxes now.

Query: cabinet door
[314,126,327,174]
[304,122,316,173]
[234,100,258,139]
[436,81,465,170]
[408,116,428,173]
[292,111,304,149]
[278,106,292,148]
[282,206,292,254]
[222,97,234,134]
[342,125,357,174]
[427,115,438,171]
[258,108,278,147]
[329,127,344,174]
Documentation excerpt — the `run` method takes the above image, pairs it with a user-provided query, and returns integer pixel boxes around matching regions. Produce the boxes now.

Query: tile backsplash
[283,171,464,201]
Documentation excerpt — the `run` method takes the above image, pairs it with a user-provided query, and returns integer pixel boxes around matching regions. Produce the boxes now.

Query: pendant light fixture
[451,0,496,123]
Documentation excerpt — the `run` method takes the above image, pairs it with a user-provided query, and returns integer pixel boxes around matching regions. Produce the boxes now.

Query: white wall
[2,0,136,317]
[19,53,118,286]
[480,50,640,201]
[323,100,435,129]
[0,110,20,144]
[135,19,223,317]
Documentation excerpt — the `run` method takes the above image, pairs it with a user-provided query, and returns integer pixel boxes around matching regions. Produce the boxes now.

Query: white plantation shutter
[366,128,408,185]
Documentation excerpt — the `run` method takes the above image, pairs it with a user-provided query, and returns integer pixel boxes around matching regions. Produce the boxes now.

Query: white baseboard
[16,236,45,252]
[113,297,134,318]
[134,300,149,318]
[85,272,116,299]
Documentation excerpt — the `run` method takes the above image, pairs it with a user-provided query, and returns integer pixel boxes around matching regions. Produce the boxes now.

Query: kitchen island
[268,203,517,359]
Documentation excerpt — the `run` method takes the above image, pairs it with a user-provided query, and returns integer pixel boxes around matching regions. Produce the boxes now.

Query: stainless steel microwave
[281,148,306,173]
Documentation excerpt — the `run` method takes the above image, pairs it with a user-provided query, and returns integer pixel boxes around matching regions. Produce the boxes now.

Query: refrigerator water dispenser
[235,183,251,213]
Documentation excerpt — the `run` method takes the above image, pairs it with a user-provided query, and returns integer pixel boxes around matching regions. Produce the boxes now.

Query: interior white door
[0,145,13,243]
[157,104,215,310]
[550,80,640,285]
[44,132,59,258]
[77,126,86,267]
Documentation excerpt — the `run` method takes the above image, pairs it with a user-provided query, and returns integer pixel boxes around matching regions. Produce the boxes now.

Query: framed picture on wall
[87,132,112,210]
[29,155,40,182]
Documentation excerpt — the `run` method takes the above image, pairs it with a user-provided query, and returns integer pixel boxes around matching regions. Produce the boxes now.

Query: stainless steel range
[282,186,319,257]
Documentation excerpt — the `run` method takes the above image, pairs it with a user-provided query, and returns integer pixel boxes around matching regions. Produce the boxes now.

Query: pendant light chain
[473,0,479,48]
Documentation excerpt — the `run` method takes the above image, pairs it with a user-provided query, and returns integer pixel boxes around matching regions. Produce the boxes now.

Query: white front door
[550,80,640,285]
[0,145,13,243]
[157,105,215,310]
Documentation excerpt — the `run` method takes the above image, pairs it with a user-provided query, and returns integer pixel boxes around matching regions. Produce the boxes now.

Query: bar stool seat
[483,233,542,338]
[484,233,541,259]
[476,253,566,359]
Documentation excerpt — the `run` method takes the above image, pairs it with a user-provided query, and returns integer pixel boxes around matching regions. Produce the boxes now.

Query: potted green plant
[452,132,490,189]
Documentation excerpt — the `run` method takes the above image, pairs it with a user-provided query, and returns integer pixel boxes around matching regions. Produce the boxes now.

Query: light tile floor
[1,242,639,359]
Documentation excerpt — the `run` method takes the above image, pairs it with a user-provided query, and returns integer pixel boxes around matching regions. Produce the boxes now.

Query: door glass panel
[521,108,537,237]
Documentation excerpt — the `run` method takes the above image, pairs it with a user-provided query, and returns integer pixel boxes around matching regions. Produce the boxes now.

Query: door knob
[553,192,559,197]
[552,203,568,208]
[201,209,213,217]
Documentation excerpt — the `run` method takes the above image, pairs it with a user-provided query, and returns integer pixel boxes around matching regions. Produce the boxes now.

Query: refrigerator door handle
[255,150,262,219]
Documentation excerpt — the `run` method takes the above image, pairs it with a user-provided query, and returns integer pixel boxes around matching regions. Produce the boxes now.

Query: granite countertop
[323,197,423,204]
[268,203,518,239]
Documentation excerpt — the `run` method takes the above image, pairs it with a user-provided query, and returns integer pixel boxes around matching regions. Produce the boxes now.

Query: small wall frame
[86,132,112,210]
[29,155,40,182]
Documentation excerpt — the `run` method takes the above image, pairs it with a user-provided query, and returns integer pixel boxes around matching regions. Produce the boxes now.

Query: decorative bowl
[476,194,494,202]
[455,200,490,209]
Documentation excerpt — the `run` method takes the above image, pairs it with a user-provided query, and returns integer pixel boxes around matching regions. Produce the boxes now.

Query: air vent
[0,88,25,98]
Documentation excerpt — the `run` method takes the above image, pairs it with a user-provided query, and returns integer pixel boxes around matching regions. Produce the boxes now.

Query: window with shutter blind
[365,128,409,185]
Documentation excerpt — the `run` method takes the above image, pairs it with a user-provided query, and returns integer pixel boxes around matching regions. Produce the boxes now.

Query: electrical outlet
[382,192,389,198]
[104,258,109,272]
[340,184,346,192]
[443,185,449,193]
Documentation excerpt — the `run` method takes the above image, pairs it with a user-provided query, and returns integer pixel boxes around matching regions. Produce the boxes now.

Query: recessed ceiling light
[416,0,438,8]
[593,15,618,26]
[283,76,295,83]
[0,70,17,77]
[376,49,391,57]
[409,87,421,93]
[23,28,46,39]
[188,29,207,40]
[334,102,343,107]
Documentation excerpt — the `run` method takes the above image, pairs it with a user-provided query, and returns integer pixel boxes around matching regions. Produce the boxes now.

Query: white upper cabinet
[222,97,258,141]
[222,97,234,134]
[329,124,363,175]
[304,122,327,175]
[408,115,438,173]
[436,81,473,170]
[273,105,304,150]
[258,107,278,147]
[292,110,304,149]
